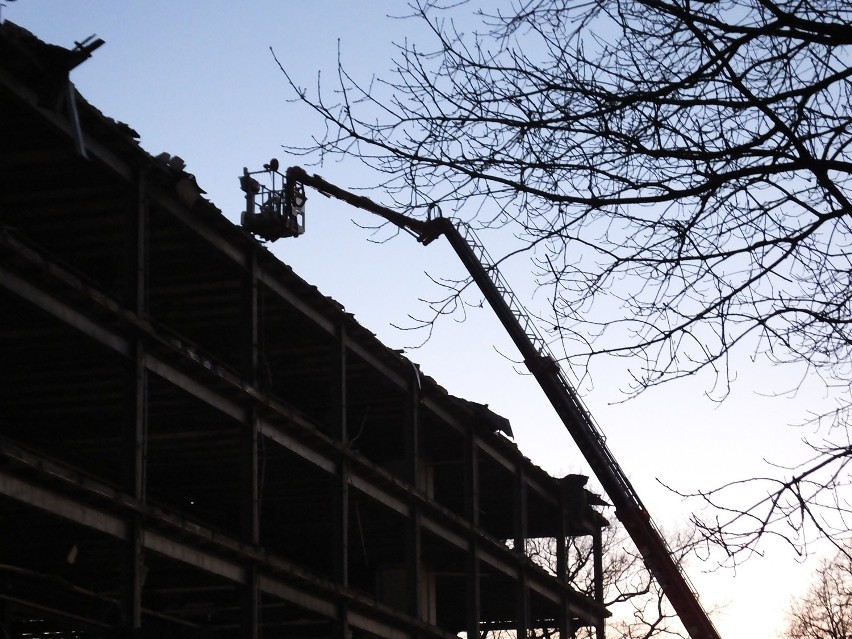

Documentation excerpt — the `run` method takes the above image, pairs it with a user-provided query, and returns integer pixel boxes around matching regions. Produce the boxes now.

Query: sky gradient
[3,2,836,636]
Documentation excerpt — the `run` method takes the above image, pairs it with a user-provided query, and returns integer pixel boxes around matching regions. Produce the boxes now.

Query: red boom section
[283,167,722,639]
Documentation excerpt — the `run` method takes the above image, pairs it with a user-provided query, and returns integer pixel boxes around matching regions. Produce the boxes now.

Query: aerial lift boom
[240,164,723,639]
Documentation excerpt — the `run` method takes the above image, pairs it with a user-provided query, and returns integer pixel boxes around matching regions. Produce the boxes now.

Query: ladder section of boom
[440,219,722,639]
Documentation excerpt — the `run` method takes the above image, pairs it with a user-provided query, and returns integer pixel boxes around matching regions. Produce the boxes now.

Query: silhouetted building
[0,22,609,639]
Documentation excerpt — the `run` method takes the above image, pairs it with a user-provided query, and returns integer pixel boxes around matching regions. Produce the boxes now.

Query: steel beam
[406,366,423,620]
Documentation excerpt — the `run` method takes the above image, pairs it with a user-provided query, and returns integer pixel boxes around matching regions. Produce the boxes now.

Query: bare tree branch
[278,0,852,558]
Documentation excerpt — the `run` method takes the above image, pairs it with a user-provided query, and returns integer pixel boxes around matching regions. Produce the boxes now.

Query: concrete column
[334,320,351,639]
[515,466,529,639]
[593,526,605,639]
[405,366,423,619]
[122,175,148,636]
[465,429,480,638]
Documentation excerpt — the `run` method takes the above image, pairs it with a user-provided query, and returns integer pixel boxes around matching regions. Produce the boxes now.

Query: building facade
[0,22,608,639]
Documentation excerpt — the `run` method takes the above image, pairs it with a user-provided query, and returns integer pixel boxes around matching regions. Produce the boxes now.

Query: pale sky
[4,2,838,637]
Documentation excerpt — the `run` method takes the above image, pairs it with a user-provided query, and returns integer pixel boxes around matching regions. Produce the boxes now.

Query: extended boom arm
[242,164,722,639]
